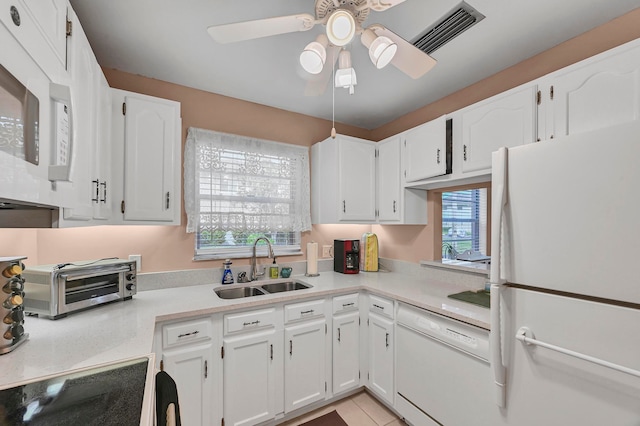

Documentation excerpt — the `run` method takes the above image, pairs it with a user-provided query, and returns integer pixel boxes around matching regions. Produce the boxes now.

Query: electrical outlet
[322,245,332,258]
[129,254,142,272]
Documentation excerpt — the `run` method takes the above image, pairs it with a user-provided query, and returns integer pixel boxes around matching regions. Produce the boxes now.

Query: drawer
[163,317,212,349]
[368,294,394,319]
[332,293,359,314]
[224,308,276,335]
[284,299,325,323]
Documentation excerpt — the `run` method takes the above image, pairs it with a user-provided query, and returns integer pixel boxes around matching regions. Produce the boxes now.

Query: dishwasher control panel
[398,303,489,361]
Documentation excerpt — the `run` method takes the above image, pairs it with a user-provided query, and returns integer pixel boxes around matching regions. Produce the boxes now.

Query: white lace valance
[184,127,311,234]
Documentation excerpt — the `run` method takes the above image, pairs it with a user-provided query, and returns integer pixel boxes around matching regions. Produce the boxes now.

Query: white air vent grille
[413,2,485,55]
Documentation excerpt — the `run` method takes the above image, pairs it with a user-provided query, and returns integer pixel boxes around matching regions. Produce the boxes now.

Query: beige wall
[1,8,639,272]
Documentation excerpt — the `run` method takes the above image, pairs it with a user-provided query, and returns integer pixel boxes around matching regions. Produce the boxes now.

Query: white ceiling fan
[207,0,437,95]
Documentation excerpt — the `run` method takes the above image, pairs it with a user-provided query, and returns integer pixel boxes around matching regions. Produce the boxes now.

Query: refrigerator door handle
[490,147,509,408]
[516,327,640,378]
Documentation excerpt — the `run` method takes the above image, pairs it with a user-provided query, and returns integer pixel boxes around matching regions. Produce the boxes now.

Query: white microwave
[0,19,73,224]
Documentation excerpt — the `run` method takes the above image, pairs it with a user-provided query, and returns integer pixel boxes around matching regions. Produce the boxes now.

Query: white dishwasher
[395,303,497,426]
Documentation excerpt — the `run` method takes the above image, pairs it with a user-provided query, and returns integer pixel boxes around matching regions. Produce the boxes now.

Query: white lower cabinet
[159,317,216,426]
[284,318,327,412]
[224,329,279,426]
[366,295,395,405]
[163,343,214,426]
[332,293,361,395]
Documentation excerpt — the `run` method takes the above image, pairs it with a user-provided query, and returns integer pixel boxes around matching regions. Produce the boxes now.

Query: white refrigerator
[489,121,640,425]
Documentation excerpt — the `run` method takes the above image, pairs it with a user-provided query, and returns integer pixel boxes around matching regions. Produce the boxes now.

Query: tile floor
[280,391,404,426]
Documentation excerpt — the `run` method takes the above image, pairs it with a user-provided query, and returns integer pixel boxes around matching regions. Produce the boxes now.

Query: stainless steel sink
[260,281,311,293]
[214,280,312,299]
[214,286,267,299]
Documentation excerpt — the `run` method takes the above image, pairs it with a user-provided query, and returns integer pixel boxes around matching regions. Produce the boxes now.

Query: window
[442,188,488,259]
[184,128,311,259]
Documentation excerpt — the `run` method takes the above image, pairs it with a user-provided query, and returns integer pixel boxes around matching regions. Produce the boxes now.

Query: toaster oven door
[57,266,129,315]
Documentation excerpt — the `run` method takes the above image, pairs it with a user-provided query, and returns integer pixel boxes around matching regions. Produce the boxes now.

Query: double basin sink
[214,280,312,300]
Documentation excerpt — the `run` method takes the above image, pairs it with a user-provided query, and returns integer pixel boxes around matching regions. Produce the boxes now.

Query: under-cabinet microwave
[0,18,73,216]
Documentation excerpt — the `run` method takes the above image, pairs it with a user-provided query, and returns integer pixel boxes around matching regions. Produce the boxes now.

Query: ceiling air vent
[412,2,485,55]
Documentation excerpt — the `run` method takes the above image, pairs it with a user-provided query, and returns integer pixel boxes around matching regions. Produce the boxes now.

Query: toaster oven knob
[126,283,136,291]
[126,272,136,281]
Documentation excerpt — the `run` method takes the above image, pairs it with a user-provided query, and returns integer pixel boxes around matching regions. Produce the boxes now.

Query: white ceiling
[69,0,639,130]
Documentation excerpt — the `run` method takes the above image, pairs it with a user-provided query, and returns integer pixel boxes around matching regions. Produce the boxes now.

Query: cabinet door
[403,116,447,182]
[284,319,326,413]
[377,137,401,222]
[333,311,360,395]
[123,94,180,222]
[17,0,67,67]
[461,86,537,173]
[368,313,394,405]
[224,330,277,426]
[61,10,97,220]
[92,72,112,220]
[163,343,214,426]
[338,139,376,221]
[550,42,640,139]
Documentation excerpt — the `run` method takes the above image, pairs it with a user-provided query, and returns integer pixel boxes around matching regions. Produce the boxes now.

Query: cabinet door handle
[166,192,170,209]
[385,332,390,348]
[92,179,99,203]
[463,145,468,161]
[343,200,346,213]
[437,148,441,164]
[204,360,208,378]
[289,340,293,356]
[270,344,273,360]
[337,327,341,342]
[100,181,107,203]
[393,200,396,213]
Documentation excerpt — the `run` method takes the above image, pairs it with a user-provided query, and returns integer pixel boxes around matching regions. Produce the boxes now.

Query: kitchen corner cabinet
[312,135,376,223]
[538,40,640,141]
[377,136,427,224]
[366,295,394,405]
[461,85,537,174]
[110,89,182,225]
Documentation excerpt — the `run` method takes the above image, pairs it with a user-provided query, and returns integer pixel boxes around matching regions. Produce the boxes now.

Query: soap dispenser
[222,259,234,285]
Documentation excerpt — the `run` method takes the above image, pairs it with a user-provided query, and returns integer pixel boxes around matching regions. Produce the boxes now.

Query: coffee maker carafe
[334,239,359,274]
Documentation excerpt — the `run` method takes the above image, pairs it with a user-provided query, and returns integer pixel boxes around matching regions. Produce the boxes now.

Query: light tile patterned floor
[281,391,404,426]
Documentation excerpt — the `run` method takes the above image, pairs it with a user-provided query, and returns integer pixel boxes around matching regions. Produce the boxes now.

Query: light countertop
[1,270,490,388]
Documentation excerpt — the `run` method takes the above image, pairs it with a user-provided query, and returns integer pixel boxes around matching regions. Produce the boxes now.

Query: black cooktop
[0,357,149,425]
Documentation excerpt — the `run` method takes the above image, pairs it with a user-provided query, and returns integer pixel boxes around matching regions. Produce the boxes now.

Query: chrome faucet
[250,236,275,281]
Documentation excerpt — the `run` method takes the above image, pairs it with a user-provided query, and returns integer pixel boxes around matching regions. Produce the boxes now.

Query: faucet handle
[237,271,250,283]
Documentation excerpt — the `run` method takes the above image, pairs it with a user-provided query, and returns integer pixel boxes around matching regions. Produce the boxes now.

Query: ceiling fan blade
[367,0,406,12]
[304,45,341,96]
[369,25,436,79]
[208,13,316,44]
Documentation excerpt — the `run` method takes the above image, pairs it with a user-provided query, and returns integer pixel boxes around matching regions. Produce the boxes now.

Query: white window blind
[184,128,311,259]
[442,188,488,258]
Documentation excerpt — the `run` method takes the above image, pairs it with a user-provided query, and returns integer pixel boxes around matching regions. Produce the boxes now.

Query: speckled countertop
[0,270,490,389]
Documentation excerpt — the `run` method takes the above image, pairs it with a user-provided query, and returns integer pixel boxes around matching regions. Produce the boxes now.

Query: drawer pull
[178,330,200,338]
[289,340,293,356]
[204,360,208,378]
[337,327,341,342]
[386,332,390,348]
[300,309,315,315]
[243,320,261,327]
[270,344,273,360]
[373,304,385,311]
[342,302,354,308]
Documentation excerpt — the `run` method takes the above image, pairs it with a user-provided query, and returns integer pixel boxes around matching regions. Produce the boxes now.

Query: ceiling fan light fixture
[300,36,328,74]
[326,10,356,46]
[369,35,397,68]
[335,50,357,94]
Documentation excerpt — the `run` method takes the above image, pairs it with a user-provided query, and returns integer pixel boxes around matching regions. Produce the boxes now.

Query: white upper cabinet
[540,40,640,140]
[110,89,182,225]
[461,85,537,174]
[311,135,376,224]
[0,0,68,81]
[92,72,112,220]
[58,8,97,221]
[403,116,450,182]
[377,137,401,222]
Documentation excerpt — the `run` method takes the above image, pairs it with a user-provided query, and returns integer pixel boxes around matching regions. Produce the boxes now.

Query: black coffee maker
[334,239,360,274]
